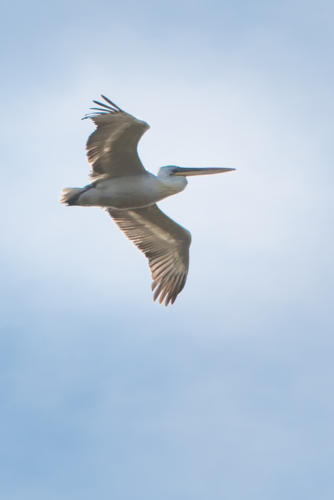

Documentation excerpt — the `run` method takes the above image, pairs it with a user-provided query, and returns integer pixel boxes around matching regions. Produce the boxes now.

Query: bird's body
[61,95,235,305]
[63,170,187,209]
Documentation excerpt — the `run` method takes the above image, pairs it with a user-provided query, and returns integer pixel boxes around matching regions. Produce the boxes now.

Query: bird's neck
[158,175,188,195]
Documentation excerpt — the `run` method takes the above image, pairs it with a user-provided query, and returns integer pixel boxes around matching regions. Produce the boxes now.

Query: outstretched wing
[107,205,191,306]
[83,95,150,179]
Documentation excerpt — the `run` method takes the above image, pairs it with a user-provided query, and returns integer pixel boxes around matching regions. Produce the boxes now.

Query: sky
[1,0,334,498]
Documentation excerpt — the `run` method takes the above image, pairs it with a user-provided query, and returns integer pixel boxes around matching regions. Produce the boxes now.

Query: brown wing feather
[107,205,191,306]
[83,96,150,179]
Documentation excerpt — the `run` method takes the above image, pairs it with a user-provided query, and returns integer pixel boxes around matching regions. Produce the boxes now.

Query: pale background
[1,1,333,498]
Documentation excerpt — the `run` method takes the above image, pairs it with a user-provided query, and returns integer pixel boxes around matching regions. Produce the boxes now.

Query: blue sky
[1,1,333,498]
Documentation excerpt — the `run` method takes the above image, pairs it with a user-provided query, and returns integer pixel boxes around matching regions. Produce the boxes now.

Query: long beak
[173,167,236,176]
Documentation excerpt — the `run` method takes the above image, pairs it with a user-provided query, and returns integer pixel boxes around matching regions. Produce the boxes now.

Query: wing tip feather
[82,95,124,120]
[151,277,183,306]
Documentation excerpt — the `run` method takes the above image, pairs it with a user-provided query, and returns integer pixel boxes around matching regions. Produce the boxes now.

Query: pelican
[61,95,235,305]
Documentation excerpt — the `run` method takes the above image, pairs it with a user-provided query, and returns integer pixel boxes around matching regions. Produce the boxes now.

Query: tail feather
[60,187,83,205]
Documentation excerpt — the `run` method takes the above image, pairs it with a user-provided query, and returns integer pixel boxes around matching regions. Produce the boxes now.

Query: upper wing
[107,204,191,306]
[83,95,150,179]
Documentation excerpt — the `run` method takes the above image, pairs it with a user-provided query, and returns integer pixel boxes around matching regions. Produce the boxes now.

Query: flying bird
[61,95,235,305]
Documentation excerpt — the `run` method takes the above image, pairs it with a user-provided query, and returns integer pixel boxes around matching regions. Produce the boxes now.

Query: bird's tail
[60,187,83,206]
